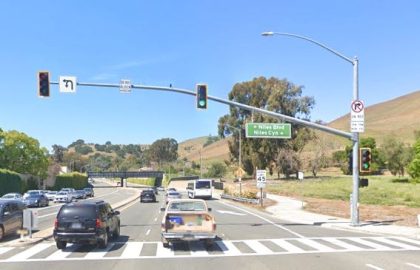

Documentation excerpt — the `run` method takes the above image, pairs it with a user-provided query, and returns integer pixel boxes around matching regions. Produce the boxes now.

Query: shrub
[0,169,23,196]
[54,172,88,190]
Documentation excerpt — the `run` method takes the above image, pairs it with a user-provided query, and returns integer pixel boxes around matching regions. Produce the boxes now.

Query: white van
[187,179,212,199]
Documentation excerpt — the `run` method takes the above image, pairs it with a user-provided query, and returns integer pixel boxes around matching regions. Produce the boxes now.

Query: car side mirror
[208,208,212,212]
[114,210,120,215]
[3,211,11,216]
[160,207,166,212]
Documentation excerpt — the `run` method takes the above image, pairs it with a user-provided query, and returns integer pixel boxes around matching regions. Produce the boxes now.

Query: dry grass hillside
[178,137,231,164]
[329,90,420,145]
[179,91,420,164]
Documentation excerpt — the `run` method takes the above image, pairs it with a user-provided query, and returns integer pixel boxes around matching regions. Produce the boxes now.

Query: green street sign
[245,123,291,139]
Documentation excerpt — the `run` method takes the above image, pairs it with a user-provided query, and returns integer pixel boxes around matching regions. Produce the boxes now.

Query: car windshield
[27,191,40,196]
[27,194,41,198]
[57,192,67,195]
[2,194,15,199]
[168,201,206,211]
[168,192,180,196]
[47,191,57,194]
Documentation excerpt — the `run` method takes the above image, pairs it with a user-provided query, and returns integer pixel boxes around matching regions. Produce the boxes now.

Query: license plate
[71,223,82,229]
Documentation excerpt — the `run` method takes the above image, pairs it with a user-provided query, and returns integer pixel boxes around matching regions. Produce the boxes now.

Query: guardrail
[220,193,260,204]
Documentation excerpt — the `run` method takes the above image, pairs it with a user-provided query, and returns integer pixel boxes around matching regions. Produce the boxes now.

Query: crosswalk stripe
[155,242,175,257]
[0,247,13,255]
[46,244,80,260]
[216,240,241,255]
[321,238,363,251]
[348,237,393,250]
[375,237,420,250]
[84,243,115,259]
[6,243,52,261]
[393,237,420,246]
[121,242,143,258]
[243,240,273,254]
[271,239,305,253]
[296,238,335,252]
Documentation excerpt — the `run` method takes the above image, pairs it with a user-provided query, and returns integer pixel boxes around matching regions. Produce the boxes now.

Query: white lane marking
[217,200,305,238]
[271,239,305,253]
[366,264,385,270]
[217,210,246,216]
[121,242,143,258]
[46,243,80,260]
[406,263,420,269]
[154,217,158,222]
[145,229,151,236]
[155,242,175,257]
[216,240,241,255]
[189,241,208,257]
[322,238,363,251]
[84,243,115,259]
[376,237,420,250]
[297,238,335,252]
[0,247,13,255]
[7,243,52,261]
[243,240,273,254]
[348,237,392,250]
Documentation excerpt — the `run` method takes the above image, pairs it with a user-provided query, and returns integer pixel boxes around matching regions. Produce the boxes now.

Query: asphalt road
[1,190,420,270]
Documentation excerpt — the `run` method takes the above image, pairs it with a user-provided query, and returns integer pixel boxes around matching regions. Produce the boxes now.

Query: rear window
[59,205,96,219]
[196,181,211,189]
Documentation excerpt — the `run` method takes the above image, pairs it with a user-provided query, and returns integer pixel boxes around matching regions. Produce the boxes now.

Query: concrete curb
[2,188,141,247]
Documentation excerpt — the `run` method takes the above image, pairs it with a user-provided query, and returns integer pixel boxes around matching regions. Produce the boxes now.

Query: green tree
[381,136,412,177]
[0,130,49,177]
[408,138,420,181]
[205,162,227,178]
[51,144,67,163]
[147,138,178,167]
[218,76,315,176]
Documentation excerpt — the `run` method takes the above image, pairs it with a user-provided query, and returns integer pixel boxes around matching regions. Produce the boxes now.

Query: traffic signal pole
[50,79,359,225]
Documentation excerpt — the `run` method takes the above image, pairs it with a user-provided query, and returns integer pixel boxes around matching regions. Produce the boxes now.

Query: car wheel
[98,230,108,248]
[113,223,120,239]
[0,226,4,241]
[162,237,169,248]
[56,240,67,249]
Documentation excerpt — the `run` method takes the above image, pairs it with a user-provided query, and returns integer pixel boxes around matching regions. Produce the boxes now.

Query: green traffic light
[199,100,206,106]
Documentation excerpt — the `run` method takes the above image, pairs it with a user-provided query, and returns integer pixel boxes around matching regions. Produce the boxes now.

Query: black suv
[53,200,120,249]
[0,199,26,241]
[140,189,156,203]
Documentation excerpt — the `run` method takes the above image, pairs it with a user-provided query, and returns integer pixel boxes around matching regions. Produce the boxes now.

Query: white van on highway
[187,179,212,199]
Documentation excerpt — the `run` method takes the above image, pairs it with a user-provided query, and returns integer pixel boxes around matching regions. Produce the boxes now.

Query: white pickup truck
[161,199,216,248]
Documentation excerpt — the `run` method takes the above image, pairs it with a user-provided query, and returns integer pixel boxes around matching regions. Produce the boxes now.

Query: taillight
[96,218,102,228]
[213,223,217,231]
[54,218,58,229]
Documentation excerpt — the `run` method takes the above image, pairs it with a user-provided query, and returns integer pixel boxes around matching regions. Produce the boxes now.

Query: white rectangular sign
[350,100,365,133]
[256,169,266,188]
[120,79,132,93]
[59,76,77,93]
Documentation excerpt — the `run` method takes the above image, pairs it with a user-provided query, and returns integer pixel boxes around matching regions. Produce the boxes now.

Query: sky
[1,0,419,150]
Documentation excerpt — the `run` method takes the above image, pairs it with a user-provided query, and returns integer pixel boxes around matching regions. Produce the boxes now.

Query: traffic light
[360,148,372,172]
[196,84,208,109]
[38,71,50,97]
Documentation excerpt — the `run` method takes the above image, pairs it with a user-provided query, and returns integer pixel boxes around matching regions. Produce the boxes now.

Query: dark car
[23,193,49,207]
[53,200,120,249]
[83,188,94,197]
[0,199,26,241]
[74,190,87,200]
[140,189,156,203]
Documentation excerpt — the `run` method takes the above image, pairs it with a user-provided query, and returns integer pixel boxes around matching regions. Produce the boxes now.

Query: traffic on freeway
[0,180,419,270]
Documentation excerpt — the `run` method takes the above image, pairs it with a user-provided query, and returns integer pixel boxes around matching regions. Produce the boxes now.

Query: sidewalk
[265,194,420,240]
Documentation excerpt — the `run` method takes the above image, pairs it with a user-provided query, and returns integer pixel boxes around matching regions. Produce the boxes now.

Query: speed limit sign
[256,170,266,188]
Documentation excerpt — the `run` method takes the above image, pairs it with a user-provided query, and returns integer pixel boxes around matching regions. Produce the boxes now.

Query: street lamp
[262,31,360,225]
[225,124,243,196]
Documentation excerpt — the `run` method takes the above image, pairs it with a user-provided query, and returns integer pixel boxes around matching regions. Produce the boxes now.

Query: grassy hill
[179,91,420,163]
[178,136,231,164]
[329,90,420,145]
